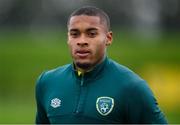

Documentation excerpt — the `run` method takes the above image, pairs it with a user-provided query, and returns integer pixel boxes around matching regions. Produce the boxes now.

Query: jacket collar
[72,56,108,81]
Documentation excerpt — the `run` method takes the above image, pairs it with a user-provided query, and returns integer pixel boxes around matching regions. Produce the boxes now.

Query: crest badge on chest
[96,96,114,116]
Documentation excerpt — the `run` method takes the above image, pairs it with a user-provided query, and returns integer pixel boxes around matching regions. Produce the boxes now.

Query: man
[35,6,167,124]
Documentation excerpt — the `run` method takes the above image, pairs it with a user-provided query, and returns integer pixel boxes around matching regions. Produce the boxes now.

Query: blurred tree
[0,0,179,40]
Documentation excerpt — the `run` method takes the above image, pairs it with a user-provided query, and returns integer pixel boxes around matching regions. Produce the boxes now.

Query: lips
[75,50,90,58]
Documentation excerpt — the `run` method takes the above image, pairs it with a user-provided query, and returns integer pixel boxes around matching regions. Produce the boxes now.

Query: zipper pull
[77,70,84,86]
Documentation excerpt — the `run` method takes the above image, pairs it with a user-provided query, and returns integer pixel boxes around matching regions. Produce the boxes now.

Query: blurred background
[0,0,179,123]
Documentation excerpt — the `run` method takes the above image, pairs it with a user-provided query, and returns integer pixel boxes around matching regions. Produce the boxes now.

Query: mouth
[75,50,91,58]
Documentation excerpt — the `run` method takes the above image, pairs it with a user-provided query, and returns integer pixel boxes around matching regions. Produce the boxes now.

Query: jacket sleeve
[126,80,168,124]
[35,72,50,124]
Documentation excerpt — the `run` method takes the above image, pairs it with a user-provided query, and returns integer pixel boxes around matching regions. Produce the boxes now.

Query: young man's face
[67,15,112,70]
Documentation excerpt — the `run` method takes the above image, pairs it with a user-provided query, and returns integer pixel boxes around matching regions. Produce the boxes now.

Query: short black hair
[67,6,111,31]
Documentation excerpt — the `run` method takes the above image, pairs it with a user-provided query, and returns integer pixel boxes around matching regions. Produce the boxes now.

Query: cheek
[67,42,74,54]
[94,42,106,56]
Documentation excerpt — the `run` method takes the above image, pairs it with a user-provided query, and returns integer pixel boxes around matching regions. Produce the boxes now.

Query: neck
[75,55,106,74]
[76,66,92,74]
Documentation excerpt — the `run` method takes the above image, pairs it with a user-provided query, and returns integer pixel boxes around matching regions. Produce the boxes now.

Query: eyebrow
[69,27,98,32]
[69,28,79,32]
[86,28,98,32]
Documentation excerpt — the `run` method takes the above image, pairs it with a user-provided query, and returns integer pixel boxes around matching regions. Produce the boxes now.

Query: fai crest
[96,96,114,116]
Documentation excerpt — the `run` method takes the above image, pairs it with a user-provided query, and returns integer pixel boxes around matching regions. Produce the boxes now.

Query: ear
[67,32,70,44]
[106,31,113,46]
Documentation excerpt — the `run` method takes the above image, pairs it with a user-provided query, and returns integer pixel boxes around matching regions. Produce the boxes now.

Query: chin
[75,58,91,64]
[75,61,92,70]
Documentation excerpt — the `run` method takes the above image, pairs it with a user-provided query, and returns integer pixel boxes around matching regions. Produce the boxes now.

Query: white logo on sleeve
[51,98,61,108]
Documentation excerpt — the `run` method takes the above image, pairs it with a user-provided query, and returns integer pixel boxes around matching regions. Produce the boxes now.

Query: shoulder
[107,60,158,104]
[42,64,71,79]
[43,64,71,78]
[35,64,72,90]
[107,58,144,83]
[107,58,152,94]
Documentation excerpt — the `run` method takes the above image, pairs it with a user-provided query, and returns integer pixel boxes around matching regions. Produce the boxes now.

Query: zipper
[80,74,84,86]
[75,74,85,114]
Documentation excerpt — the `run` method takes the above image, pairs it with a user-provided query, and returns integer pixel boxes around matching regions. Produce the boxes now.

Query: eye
[70,31,80,38]
[87,31,97,38]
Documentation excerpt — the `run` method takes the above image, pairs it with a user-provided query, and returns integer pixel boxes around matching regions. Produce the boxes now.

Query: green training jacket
[35,57,167,124]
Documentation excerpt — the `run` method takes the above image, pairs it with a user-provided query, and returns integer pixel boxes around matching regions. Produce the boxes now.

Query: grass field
[0,30,180,123]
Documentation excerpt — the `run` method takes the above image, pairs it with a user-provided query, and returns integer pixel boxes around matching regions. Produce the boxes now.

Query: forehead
[68,15,106,31]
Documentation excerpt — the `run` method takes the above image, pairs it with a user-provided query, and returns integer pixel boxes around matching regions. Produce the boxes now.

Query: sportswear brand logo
[51,98,61,108]
[96,96,114,116]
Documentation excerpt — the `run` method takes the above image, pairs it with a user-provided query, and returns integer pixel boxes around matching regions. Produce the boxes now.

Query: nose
[77,35,88,47]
